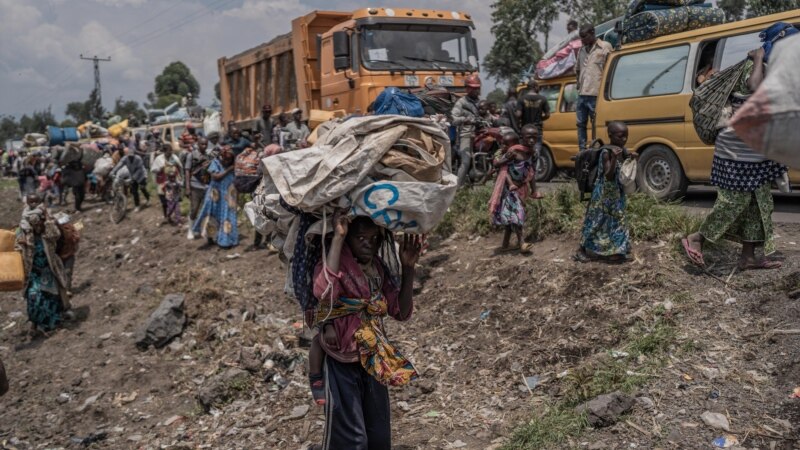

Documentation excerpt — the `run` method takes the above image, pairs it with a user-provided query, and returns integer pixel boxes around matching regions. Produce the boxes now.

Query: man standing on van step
[516,80,550,154]
[452,74,483,187]
[576,24,613,151]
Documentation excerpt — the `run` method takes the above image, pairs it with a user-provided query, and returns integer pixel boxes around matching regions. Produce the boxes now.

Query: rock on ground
[575,391,635,427]
[134,293,187,350]
[197,368,250,412]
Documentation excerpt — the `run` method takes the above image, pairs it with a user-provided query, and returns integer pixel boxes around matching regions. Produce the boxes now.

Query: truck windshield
[360,24,476,71]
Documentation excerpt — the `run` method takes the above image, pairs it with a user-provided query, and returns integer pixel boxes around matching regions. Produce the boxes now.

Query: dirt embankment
[1,185,799,449]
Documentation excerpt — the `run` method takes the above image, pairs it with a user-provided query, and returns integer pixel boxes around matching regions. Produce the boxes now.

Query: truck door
[320,35,358,113]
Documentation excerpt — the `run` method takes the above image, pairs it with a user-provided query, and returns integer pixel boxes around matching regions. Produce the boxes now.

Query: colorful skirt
[192,177,239,248]
[26,242,63,331]
[699,182,776,254]
[580,178,630,257]
[492,189,526,226]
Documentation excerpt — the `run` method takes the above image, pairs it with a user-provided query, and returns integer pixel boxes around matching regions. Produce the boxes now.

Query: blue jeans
[576,95,597,151]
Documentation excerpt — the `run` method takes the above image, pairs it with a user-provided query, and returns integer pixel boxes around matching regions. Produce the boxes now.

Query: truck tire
[536,146,556,182]
[637,144,688,200]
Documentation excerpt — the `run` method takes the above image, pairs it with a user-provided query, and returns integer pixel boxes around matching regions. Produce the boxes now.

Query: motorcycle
[452,119,506,185]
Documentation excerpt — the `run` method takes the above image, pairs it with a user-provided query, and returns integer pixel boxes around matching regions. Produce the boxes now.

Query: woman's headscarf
[760,22,798,63]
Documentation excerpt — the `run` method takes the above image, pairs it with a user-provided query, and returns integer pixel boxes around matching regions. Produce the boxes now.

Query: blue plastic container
[48,125,65,146]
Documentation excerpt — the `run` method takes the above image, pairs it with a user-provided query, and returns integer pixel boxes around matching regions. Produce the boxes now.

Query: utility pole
[79,54,112,108]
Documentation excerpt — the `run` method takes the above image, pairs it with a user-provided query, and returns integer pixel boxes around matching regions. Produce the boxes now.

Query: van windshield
[360,24,477,71]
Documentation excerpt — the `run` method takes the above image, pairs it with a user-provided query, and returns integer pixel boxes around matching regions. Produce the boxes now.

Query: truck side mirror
[334,56,350,72]
[333,31,350,58]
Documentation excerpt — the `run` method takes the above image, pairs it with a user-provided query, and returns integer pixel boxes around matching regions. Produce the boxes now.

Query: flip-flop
[738,259,782,271]
[572,252,591,263]
[681,238,705,267]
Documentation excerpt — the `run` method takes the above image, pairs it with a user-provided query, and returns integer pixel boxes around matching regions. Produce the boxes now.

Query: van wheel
[536,146,555,182]
[637,144,688,200]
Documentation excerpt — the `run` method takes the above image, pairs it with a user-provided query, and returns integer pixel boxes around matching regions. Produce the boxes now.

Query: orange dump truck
[217,7,479,130]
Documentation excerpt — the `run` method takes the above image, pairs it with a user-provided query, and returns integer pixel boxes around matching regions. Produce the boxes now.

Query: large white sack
[203,111,222,136]
[730,34,800,168]
[262,115,453,212]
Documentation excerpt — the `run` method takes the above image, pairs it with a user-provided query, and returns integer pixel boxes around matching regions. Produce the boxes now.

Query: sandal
[572,251,591,263]
[309,373,326,406]
[737,259,782,271]
[681,238,705,267]
[520,243,533,255]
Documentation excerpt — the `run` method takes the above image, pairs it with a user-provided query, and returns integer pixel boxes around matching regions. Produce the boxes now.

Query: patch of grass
[0,177,17,190]
[505,314,681,448]
[435,185,701,243]
[503,404,587,450]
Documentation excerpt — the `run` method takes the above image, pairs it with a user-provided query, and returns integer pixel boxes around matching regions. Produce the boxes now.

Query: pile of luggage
[535,18,619,80]
[622,0,724,44]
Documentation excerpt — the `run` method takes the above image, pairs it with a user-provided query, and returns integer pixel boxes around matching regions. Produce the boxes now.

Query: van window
[561,83,578,112]
[610,45,689,100]
[539,85,561,113]
[719,32,759,70]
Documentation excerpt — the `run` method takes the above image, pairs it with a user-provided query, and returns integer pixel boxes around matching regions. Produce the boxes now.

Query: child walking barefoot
[575,121,638,262]
[489,124,539,254]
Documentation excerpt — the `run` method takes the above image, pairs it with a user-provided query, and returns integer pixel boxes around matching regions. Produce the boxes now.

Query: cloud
[223,0,307,20]
[91,0,148,6]
[7,68,50,87]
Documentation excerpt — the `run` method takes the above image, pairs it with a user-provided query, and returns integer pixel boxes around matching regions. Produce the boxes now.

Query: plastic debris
[712,435,739,448]
[790,387,800,399]
[708,388,720,400]
[610,350,630,359]
[424,410,441,418]
[524,375,541,390]
[479,310,491,321]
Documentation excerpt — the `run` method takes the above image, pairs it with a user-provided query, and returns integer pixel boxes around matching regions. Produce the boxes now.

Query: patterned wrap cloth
[314,294,418,387]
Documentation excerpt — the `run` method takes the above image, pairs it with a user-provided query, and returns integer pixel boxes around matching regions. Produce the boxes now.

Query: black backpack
[574,139,606,202]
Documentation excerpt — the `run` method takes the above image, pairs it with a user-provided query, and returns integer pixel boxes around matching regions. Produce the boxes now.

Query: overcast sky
[0,0,572,120]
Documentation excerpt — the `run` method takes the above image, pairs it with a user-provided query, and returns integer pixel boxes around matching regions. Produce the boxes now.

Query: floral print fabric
[580,150,631,257]
[699,183,776,255]
[192,158,239,248]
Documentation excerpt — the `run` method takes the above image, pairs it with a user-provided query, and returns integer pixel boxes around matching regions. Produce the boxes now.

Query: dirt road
[1,184,799,449]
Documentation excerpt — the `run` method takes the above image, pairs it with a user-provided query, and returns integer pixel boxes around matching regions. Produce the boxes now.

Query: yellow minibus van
[536,9,800,199]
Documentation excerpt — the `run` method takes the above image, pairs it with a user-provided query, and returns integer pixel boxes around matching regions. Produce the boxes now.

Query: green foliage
[563,0,630,28]
[153,61,200,104]
[486,88,507,106]
[503,405,587,449]
[214,81,221,100]
[59,119,77,128]
[0,108,58,145]
[718,0,747,21]
[112,97,146,123]
[65,88,105,123]
[745,0,800,18]
[436,185,700,244]
[484,0,546,84]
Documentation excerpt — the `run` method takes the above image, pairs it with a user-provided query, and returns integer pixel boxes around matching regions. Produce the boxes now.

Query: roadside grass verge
[503,296,688,450]
[435,185,701,243]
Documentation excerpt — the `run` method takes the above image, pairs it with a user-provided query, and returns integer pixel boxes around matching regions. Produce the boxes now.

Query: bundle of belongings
[729,29,800,169]
[244,114,457,315]
[622,0,724,44]
[0,229,24,292]
[536,18,620,80]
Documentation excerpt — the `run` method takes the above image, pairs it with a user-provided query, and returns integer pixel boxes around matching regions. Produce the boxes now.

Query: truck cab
[314,8,479,114]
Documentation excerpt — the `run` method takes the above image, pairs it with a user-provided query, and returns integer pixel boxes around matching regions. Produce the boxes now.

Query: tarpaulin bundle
[244,115,457,314]
[373,87,425,117]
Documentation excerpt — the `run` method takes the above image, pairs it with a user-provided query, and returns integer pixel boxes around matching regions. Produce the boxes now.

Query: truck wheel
[637,144,688,200]
[536,146,555,182]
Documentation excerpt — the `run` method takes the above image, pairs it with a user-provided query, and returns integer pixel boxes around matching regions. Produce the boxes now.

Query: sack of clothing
[203,111,222,136]
[536,40,582,80]
[730,34,800,168]
[93,155,114,177]
[690,59,749,145]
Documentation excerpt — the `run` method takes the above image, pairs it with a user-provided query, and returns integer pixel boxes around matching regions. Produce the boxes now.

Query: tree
[562,0,629,27]
[0,115,23,145]
[148,61,200,109]
[484,0,545,85]
[18,108,57,134]
[65,88,105,123]
[214,81,221,100]
[718,0,747,21]
[112,97,146,123]
[486,88,508,106]
[745,0,799,18]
